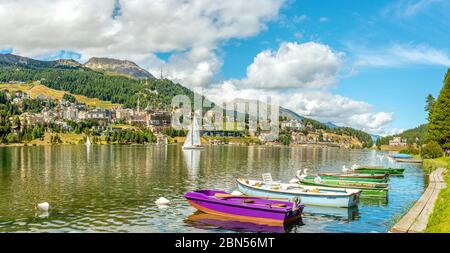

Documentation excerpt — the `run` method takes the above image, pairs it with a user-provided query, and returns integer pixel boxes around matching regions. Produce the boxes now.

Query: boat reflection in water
[360,197,388,206]
[183,149,201,172]
[302,206,360,222]
[185,212,303,233]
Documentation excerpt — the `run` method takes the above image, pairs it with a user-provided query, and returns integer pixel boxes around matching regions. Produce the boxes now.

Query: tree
[425,94,436,121]
[427,69,450,146]
[421,141,443,159]
[62,93,77,103]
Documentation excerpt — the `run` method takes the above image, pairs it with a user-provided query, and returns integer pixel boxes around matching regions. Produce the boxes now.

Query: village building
[114,108,133,122]
[281,119,304,130]
[146,110,172,132]
[19,112,44,126]
[201,130,243,137]
[389,137,407,146]
[85,109,111,124]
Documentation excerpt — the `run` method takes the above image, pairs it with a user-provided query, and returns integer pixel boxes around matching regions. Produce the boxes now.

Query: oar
[214,193,289,201]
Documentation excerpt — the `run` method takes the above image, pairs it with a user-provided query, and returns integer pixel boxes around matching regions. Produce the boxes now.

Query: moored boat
[184,189,303,226]
[183,114,204,150]
[395,158,423,164]
[236,178,360,208]
[314,174,388,183]
[354,166,405,175]
[296,176,388,198]
[391,154,413,159]
[319,172,388,179]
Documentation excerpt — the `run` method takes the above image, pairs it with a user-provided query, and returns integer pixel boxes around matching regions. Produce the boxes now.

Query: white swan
[36,202,50,211]
[289,178,300,184]
[342,165,351,173]
[351,164,359,170]
[231,190,243,196]
[155,197,170,205]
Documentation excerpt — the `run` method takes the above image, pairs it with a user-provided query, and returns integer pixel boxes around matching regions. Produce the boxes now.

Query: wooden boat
[184,189,303,226]
[236,178,360,208]
[354,166,405,175]
[314,174,388,183]
[296,176,388,198]
[395,158,423,164]
[391,154,413,159]
[319,172,388,180]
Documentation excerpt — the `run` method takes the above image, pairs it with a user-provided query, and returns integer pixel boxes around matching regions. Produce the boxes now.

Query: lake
[0,145,425,233]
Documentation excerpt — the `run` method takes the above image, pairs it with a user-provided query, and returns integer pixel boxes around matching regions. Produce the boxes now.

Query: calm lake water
[0,145,425,233]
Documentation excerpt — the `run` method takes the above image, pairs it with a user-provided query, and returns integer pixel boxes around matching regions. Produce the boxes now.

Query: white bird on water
[342,165,351,173]
[231,190,243,196]
[351,164,359,170]
[36,202,50,211]
[155,197,170,205]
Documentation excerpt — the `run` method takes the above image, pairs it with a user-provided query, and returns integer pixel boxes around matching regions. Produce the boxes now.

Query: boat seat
[262,173,280,186]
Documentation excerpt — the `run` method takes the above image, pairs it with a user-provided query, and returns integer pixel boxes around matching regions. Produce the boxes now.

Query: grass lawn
[27,133,85,145]
[425,157,450,232]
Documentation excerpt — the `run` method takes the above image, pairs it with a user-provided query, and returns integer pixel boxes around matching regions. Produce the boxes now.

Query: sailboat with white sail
[183,114,204,150]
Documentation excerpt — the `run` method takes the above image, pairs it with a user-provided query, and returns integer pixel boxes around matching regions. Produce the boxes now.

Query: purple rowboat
[184,189,304,226]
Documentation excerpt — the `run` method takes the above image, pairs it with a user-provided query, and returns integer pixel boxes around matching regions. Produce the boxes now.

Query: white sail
[192,115,201,146]
[86,136,91,146]
[183,114,202,149]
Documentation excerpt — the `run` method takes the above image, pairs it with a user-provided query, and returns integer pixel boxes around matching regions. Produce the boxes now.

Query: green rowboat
[316,174,388,183]
[297,177,388,198]
[354,166,405,175]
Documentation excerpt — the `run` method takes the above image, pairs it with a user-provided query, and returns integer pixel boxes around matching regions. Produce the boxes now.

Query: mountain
[0,53,80,68]
[325,122,339,129]
[84,57,155,80]
[0,53,205,109]
[228,98,305,122]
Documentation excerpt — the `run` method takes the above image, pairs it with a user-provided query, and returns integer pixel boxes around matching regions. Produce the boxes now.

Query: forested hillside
[376,124,428,146]
[0,54,209,109]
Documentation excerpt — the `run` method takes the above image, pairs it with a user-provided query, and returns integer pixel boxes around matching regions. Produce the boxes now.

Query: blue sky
[219,0,450,133]
[1,0,449,135]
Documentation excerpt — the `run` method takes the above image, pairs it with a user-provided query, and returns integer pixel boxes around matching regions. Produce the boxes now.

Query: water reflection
[185,212,296,233]
[303,206,360,222]
[0,145,424,233]
[183,150,201,173]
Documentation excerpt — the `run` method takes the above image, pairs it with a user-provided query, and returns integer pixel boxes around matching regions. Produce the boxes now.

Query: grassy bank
[424,157,450,233]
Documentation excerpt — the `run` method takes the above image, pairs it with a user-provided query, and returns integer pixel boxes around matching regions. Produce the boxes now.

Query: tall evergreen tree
[425,94,435,120]
[427,69,450,145]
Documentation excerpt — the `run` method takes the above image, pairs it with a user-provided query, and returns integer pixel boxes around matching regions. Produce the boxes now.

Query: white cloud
[204,82,394,135]
[293,14,308,23]
[241,42,343,89]
[0,0,285,87]
[353,43,450,67]
[384,128,406,136]
[382,0,444,18]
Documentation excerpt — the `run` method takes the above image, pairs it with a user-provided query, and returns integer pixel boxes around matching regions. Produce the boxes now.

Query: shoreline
[390,157,450,233]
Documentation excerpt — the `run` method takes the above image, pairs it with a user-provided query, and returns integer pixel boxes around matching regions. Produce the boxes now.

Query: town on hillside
[0,85,367,148]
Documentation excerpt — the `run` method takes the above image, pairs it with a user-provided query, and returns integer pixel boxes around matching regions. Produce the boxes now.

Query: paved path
[390,167,447,233]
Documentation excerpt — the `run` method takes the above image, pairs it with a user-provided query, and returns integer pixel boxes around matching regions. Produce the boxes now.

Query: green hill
[0,54,211,110]
[376,124,428,146]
